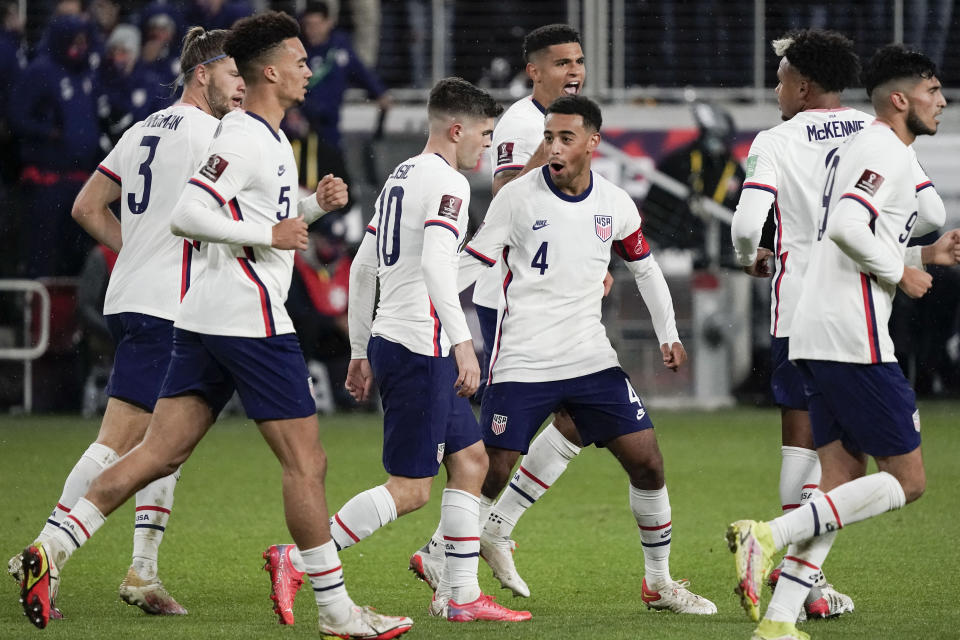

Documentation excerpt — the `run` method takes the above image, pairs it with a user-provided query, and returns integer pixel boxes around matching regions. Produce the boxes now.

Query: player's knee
[901,473,926,504]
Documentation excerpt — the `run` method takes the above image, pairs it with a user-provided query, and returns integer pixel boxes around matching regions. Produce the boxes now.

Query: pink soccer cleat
[446,594,531,622]
[263,544,304,625]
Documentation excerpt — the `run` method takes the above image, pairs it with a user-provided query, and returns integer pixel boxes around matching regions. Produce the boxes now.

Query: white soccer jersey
[98,104,219,319]
[175,110,299,338]
[473,96,548,309]
[732,108,872,337]
[460,166,679,384]
[790,124,920,364]
[355,153,472,357]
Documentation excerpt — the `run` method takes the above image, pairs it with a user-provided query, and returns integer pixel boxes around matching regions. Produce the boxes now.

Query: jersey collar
[246,111,281,142]
[541,165,593,202]
[530,97,547,114]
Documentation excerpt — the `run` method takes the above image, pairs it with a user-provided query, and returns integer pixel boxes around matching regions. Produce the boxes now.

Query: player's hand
[743,248,774,278]
[661,342,687,371]
[452,340,480,398]
[272,216,308,250]
[898,266,933,298]
[315,174,349,212]
[602,271,614,297]
[921,229,960,266]
[345,358,373,402]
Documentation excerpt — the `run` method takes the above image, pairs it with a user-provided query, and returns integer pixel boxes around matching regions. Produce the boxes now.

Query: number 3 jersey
[97,104,220,320]
[176,110,300,338]
[461,166,678,384]
[362,153,473,357]
[790,124,921,365]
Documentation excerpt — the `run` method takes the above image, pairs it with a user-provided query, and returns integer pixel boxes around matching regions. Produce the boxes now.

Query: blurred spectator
[283,0,390,202]
[139,3,181,90]
[8,14,101,277]
[76,243,117,416]
[184,0,252,30]
[287,214,357,412]
[641,102,745,268]
[324,0,382,68]
[99,23,169,143]
[88,0,121,41]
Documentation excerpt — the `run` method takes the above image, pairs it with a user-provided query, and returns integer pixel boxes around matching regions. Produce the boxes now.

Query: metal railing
[0,280,51,414]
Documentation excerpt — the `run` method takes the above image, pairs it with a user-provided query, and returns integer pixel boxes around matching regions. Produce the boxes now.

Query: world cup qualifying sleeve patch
[438,195,463,221]
[199,154,229,182]
[854,169,884,197]
[497,142,514,166]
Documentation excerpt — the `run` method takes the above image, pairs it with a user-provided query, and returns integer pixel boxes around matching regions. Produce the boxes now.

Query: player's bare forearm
[920,229,960,266]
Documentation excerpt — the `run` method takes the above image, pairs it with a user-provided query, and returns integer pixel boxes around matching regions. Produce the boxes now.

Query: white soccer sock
[440,488,481,604]
[765,525,838,623]
[779,446,820,511]
[38,443,118,544]
[478,494,494,527]
[301,541,353,624]
[329,485,397,550]
[630,484,673,589]
[48,497,106,570]
[131,467,180,580]
[770,471,906,550]
[484,423,580,539]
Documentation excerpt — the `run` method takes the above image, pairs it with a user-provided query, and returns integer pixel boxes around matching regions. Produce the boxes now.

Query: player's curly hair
[862,44,938,97]
[179,27,230,85]
[523,24,580,62]
[428,77,503,120]
[546,95,602,132]
[224,11,300,82]
[771,29,859,93]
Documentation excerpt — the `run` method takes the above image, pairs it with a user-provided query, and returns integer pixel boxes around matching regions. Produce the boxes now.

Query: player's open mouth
[231,96,243,108]
[549,161,564,173]
[563,81,580,95]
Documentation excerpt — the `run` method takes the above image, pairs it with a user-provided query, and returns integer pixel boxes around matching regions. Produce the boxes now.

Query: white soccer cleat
[8,552,23,584]
[408,542,443,591]
[804,582,854,619]
[641,578,717,615]
[479,534,530,598]
[318,605,413,639]
[118,567,187,615]
[428,593,448,618]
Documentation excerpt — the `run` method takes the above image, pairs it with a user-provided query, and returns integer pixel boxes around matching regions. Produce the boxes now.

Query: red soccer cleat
[263,544,304,625]
[446,594,531,622]
[19,544,55,629]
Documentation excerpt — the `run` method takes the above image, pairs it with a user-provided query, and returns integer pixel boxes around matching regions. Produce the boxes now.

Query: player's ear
[263,63,279,84]
[587,130,601,153]
[449,122,463,142]
[526,61,539,83]
[890,89,909,113]
[194,63,208,86]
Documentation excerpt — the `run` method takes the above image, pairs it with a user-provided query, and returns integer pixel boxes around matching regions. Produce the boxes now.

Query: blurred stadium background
[2,0,959,414]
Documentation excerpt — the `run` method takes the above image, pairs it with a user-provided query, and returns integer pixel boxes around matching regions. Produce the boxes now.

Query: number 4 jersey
[176,110,300,338]
[97,104,220,320]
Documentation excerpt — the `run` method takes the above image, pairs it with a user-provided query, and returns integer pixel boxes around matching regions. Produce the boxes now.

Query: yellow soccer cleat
[726,519,776,622]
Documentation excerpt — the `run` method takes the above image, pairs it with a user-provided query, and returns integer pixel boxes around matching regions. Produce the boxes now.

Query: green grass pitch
[1,403,959,639]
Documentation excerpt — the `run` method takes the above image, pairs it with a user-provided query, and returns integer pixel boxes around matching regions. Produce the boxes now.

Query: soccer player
[16,13,412,639]
[728,45,960,640]
[261,77,530,625]
[459,95,717,615]
[730,29,949,623]
[7,26,243,618]
[410,22,602,600]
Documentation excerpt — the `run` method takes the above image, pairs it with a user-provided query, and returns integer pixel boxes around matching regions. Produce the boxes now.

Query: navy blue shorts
[473,304,498,403]
[480,367,654,453]
[771,336,807,410]
[368,336,481,478]
[105,313,175,412]
[159,329,316,421]
[797,360,921,457]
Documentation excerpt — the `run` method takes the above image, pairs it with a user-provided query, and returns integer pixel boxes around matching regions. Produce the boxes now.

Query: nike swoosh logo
[532,221,549,230]
[278,166,286,176]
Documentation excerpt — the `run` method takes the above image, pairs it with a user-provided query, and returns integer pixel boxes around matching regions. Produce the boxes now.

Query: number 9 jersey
[97,104,220,320]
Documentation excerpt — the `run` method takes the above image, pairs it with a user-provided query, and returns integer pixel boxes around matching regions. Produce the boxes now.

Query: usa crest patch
[436,442,446,463]
[491,414,508,435]
[595,215,613,242]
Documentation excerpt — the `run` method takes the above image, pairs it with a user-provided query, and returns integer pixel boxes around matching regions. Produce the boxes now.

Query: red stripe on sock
[135,506,171,514]
[308,565,342,577]
[56,503,71,513]
[443,536,480,542]
[782,504,800,511]
[638,520,672,531]
[784,555,820,571]
[823,494,843,528]
[334,513,360,542]
[518,465,550,490]
[67,515,90,538]
[802,484,818,489]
